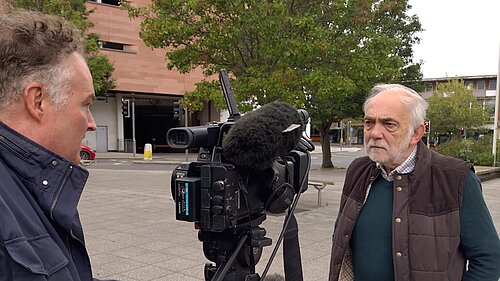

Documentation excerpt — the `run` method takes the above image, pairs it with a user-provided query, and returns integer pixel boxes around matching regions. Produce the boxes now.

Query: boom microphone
[222,101,303,171]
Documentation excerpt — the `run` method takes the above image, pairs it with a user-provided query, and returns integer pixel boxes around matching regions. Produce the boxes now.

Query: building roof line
[422,74,497,82]
[108,89,184,99]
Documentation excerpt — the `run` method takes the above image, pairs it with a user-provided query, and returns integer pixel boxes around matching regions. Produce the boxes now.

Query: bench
[308,180,334,207]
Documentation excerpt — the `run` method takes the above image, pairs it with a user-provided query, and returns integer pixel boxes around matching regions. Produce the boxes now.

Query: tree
[9,0,115,97]
[126,0,422,168]
[427,79,491,139]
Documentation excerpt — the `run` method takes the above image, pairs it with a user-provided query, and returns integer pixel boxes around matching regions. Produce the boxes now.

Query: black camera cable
[259,150,311,281]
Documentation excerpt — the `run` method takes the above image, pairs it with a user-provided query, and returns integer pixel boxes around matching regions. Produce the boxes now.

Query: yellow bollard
[143,143,153,161]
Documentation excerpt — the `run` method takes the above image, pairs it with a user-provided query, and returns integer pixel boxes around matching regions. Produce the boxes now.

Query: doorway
[96,126,108,152]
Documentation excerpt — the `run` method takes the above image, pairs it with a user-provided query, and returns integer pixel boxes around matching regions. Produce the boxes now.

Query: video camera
[166,70,314,281]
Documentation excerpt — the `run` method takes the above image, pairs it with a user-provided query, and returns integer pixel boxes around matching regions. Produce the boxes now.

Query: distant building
[83,0,219,152]
[419,75,498,130]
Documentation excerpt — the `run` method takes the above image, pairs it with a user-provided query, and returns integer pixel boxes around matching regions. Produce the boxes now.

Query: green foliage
[84,33,116,96]
[400,63,425,92]
[427,79,491,138]
[87,54,116,96]
[180,80,226,111]
[433,136,499,166]
[11,0,91,30]
[10,0,115,96]
[125,0,421,109]
[125,0,422,167]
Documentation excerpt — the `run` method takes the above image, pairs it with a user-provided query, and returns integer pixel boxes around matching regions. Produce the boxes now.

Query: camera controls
[212,195,223,205]
[212,205,223,215]
[212,180,225,191]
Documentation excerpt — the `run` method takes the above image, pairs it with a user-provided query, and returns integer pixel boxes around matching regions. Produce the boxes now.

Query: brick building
[82,0,219,152]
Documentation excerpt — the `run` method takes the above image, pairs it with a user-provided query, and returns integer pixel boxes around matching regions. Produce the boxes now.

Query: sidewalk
[93,142,363,162]
[81,146,500,281]
[90,145,500,217]
[93,143,499,183]
[91,145,500,214]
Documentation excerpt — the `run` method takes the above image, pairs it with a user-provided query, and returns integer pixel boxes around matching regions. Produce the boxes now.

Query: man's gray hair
[363,84,428,131]
[0,10,84,111]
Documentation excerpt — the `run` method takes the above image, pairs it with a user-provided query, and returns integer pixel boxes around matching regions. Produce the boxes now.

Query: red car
[80,144,96,161]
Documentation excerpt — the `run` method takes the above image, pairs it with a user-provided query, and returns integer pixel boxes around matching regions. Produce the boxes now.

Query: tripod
[199,214,271,281]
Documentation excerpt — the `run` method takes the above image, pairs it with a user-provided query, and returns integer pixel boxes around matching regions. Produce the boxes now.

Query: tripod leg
[211,233,249,281]
[283,214,303,281]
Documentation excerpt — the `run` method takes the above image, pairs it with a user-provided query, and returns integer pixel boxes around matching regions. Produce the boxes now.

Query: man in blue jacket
[0,9,111,281]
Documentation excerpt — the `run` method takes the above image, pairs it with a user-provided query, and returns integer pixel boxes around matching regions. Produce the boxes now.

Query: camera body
[170,148,310,232]
[171,161,240,231]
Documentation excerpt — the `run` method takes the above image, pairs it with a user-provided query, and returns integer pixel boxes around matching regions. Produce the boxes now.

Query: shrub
[433,136,499,166]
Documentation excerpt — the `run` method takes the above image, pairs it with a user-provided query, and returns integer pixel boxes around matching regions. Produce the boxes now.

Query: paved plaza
[79,149,500,281]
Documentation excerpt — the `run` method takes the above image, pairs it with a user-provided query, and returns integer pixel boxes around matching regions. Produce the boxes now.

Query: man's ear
[410,124,425,145]
[23,82,49,122]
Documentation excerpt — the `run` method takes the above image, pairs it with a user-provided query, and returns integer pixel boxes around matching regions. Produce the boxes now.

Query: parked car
[80,144,96,161]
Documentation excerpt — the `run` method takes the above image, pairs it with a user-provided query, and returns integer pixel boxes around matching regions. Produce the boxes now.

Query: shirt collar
[376,145,417,181]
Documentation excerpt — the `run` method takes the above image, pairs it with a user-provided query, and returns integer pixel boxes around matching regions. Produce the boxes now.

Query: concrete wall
[82,97,119,151]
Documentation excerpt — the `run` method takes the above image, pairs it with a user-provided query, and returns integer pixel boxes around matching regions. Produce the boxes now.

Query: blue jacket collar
[0,121,89,231]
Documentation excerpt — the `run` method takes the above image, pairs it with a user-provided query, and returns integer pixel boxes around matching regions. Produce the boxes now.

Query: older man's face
[363,89,419,171]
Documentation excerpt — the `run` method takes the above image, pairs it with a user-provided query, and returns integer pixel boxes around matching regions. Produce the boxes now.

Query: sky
[408,0,500,78]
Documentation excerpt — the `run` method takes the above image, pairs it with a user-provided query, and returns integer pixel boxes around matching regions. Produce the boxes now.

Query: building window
[484,99,495,110]
[483,99,496,122]
[476,80,485,90]
[466,82,473,90]
[90,0,120,6]
[99,41,124,51]
[488,80,497,90]
[425,83,433,92]
[98,41,137,53]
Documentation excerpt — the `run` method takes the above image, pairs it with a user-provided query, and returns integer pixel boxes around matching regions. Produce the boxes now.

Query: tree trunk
[319,123,334,168]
